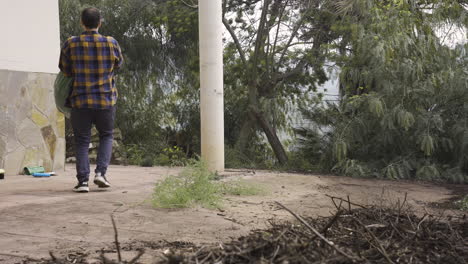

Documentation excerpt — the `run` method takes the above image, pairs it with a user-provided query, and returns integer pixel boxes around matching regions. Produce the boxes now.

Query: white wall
[0,0,60,74]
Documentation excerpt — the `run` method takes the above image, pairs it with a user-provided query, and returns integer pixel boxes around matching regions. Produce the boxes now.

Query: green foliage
[416,164,440,181]
[225,145,277,170]
[223,0,335,164]
[334,140,348,162]
[123,144,189,167]
[60,0,200,162]
[155,146,189,166]
[140,156,155,167]
[455,195,468,211]
[154,153,171,167]
[60,0,468,185]
[152,160,265,209]
[298,0,468,182]
[283,151,322,173]
[225,146,256,169]
[332,159,370,178]
[123,144,147,166]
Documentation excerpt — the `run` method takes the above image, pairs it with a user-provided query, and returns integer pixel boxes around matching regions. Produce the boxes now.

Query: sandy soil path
[0,165,465,263]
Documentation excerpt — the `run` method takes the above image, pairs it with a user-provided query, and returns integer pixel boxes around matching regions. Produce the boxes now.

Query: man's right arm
[59,39,73,77]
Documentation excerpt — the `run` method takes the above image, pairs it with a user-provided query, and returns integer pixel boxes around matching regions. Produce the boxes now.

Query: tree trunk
[252,110,288,165]
[235,116,256,153]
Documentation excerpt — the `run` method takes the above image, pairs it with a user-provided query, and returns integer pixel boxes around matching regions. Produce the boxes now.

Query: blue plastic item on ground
[32,173,52,177]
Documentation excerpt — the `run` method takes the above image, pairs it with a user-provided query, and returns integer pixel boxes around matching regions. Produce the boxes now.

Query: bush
[225,146,255,169]
[455,196,468,211]
[123,144,146,165]
[281,151,323,173]
[140,156,155,167]
[124,144,190,167]
[154,146,188,166]
[295,0,468,183]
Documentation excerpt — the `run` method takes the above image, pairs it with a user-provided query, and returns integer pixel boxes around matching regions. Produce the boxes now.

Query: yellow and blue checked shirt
[59,30,123,109]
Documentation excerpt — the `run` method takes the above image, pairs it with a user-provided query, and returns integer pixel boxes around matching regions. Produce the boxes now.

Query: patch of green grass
[455,195,468,211]
[221,180,266,196]
[152,160,265,209]
[152,160,221,208]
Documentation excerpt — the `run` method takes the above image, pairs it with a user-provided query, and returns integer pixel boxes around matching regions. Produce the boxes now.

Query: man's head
[81,7,101,30]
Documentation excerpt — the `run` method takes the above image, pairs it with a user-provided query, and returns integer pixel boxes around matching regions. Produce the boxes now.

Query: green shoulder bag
[54,72,73,118]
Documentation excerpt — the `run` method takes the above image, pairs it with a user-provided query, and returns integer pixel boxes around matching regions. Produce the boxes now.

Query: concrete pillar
[199,0,224,172]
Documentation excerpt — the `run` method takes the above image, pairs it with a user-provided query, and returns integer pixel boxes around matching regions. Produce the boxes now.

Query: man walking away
[59,7,123,193]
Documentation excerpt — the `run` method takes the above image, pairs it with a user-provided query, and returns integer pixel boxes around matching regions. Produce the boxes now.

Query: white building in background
[0,0,65,175]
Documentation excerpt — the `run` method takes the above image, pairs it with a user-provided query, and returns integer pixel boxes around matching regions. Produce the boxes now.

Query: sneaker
[94,173,111,188]
[73,182,89,193]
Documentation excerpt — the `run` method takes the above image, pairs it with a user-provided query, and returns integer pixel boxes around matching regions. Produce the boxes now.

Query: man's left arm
[113,39,124,72]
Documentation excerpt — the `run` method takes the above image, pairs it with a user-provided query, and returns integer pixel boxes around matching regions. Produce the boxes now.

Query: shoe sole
[94,179,111,188]
[73,187,89,193]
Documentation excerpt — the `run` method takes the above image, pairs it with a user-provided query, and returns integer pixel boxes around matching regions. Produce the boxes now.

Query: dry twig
[275,201,359,262]
[111,214,122,263]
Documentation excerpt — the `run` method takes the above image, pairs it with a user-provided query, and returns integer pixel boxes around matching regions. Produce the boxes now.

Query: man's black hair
[81,7,101,29]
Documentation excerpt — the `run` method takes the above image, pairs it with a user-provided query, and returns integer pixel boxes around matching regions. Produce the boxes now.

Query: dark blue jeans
[71,106,116,183]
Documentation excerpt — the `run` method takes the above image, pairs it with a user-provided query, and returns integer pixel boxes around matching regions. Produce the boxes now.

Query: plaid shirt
[59,30,123,109]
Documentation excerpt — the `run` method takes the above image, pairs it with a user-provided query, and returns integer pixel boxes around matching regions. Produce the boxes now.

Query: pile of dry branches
[164,199,467,264]
[34,196,468,264]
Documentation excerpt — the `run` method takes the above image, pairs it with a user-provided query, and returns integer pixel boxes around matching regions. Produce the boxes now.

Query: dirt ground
[0,164,466,263]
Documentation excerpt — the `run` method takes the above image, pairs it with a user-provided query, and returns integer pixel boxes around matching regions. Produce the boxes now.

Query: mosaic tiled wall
[0,69,65,175]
